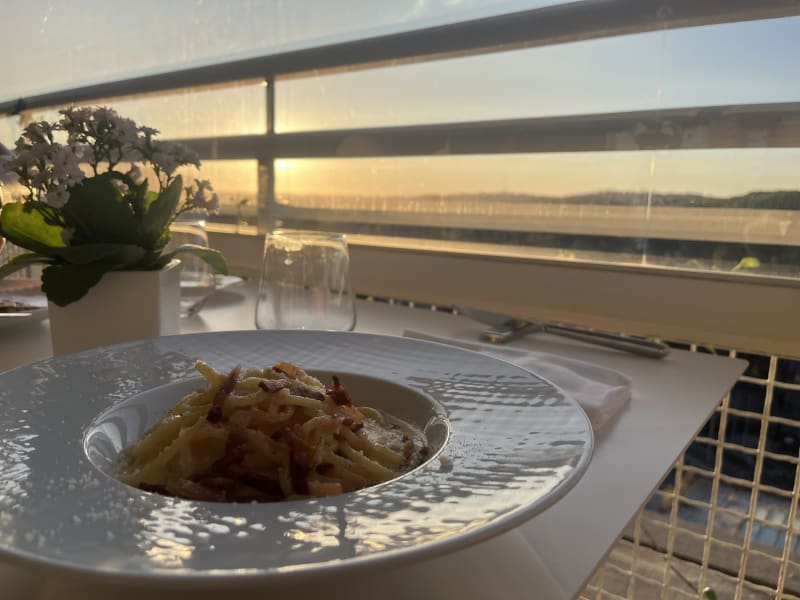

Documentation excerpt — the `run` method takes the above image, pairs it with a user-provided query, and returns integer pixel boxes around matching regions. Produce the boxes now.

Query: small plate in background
[0,278,48,328]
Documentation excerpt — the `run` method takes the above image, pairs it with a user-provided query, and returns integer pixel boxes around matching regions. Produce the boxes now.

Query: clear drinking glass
[167,214,216,317]
[255,229,356,331]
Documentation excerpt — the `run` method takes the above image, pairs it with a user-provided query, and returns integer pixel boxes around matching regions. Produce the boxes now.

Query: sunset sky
[1,3,798,200]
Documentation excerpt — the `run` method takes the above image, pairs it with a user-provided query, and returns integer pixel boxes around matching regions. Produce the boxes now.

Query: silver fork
[455,306,670,359]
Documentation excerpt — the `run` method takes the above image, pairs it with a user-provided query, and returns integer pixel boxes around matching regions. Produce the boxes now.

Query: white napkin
[403,330,632,432]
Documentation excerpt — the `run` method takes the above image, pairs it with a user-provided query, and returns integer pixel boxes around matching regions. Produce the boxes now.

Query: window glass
[14,83,266,140]
[103,84,268,139]
[0,117,21,149]
[272,149,800,277]
[1,1,569,99]
[277,17,800,131]
[1,5,797,281]
[184,159,260,228]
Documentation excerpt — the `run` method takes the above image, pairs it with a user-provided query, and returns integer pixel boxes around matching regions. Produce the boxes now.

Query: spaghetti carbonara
[118,360,427,502]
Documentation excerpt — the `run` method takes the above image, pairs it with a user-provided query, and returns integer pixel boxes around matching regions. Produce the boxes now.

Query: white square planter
[48,260,181,355]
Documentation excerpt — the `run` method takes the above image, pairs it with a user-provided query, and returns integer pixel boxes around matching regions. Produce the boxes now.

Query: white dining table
[0,281,746,600]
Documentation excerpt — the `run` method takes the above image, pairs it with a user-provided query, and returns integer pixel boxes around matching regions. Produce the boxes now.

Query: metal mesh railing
[581,347,800,600]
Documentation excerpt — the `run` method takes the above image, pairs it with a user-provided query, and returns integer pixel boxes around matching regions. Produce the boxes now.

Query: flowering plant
[0,106,227,306]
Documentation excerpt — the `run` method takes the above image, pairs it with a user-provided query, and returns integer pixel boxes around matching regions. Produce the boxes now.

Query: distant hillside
[274,190,800,210]
[567,190,800,210]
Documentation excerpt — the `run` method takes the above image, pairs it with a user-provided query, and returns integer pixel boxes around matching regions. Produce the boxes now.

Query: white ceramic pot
[48,260,181,355]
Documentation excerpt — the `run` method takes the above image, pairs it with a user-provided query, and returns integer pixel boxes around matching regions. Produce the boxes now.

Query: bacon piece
[289,384,325,401]
[329,375,353,406]
[403,439,414,458]
[281,426,311,495]
[289,449,310,495]
[272,362,303,379]
[206,365,240,422]
[259,379,289,393]
[207,431,248,474]
[215,366,241,403]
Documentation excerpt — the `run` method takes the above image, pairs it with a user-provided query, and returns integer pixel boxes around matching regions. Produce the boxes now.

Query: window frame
[3,0,800,356]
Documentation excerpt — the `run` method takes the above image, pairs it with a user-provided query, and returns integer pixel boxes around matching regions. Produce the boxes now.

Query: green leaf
[60,175,141,245]
[41,263,111,306]
[0,252,53,279]
[143,189,160,211]
[137,248,168,270]
[51,243,147,267]
[129,179,149,219]
[141,176,182,249]
[701,587,718,600]
[158,244,229,275]
[733,256,761,271]
[0,202,66,255]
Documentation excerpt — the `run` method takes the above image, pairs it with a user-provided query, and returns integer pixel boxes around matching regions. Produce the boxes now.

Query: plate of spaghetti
[0,330,592,586]
[115,361,432,503]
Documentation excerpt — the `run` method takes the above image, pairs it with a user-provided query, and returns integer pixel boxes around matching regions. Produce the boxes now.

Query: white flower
[139,126,159,138]
[61,106,93,129]
[174,144,200,169]
[127,163,143,184]
[150,141,200,175]
[205,193,220,212]
[74,144,94,164]
[109,116,138,145]
[60,226,76,245]
[110,178,129,194]
[184,179,220,213]
[50,144,85,186]
[150,149,179,175]
[22,121,54,144]
[6,107,215,226]
[92,107,116,123]
[45,185,70,208]
[13,139,48,164]
[30,167,49,189]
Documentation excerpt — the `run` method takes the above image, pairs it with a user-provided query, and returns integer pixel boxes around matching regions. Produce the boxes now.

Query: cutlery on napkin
[455,305,670,359]
[403,330,631,432]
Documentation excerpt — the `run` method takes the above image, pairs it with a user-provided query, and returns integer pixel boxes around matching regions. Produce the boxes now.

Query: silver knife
[455,306,670,359]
